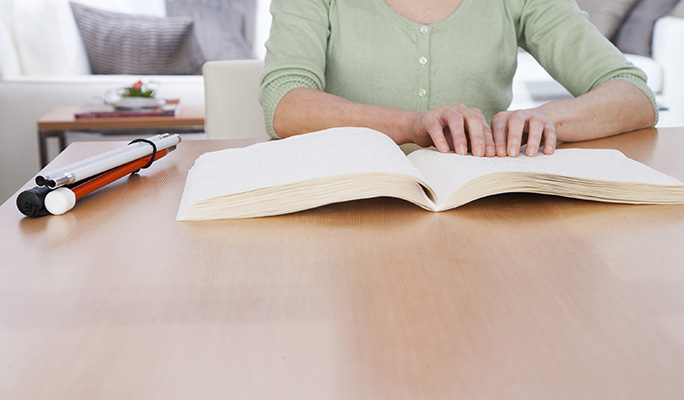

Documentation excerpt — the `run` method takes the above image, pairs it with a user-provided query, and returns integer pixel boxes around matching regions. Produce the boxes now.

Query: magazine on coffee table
[74,99,181,119]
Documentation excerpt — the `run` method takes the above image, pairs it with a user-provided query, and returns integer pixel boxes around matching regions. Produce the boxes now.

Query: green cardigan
[259,0,657,138]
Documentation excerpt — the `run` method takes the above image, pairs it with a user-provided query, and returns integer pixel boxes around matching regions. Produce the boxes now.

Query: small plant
[121,80,156,98]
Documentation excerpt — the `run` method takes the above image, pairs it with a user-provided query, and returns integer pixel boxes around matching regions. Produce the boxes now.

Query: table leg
[38,130,66,168]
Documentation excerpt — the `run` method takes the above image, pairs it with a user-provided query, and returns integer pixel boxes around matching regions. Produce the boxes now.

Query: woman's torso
[324,0,520,121]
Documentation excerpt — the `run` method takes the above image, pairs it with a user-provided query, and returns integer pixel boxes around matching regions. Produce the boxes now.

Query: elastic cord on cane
[128,138,158,174]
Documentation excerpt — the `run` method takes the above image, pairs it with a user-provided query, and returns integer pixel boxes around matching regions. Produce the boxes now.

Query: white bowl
[113,98,165,109]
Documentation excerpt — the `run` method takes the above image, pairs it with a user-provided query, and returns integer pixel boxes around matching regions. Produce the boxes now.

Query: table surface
[37,105,205,131]
[2,128,684,399]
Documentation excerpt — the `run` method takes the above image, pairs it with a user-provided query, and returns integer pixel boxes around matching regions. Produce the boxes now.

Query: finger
[470,108,495,157]
[491,112,509,157]
[442,109,468,155]
[525,117,545,156]
[542,120,557,154]
[458,107,486,157]
[483,123,496,157]
[506,112,527,157]
[424,116,450,153]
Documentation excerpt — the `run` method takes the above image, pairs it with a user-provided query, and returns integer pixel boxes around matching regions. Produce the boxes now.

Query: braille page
[407,148,684,209]
[177,127,431,219]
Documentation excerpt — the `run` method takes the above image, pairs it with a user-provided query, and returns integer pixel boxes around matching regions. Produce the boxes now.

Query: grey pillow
[70,2,206,75]
[671,0,684,17]
[612,0,681,56]
[575,0,640,37]
[166,0,255,60]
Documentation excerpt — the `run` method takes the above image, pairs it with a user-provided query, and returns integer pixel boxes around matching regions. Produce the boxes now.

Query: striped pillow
[672,0,684,17]
[166,0,255,61]
[70,2,206,75]
[611,0,681,56]
[575,0,640,38]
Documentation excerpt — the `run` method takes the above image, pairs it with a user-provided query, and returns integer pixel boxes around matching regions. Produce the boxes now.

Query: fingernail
[458,145,468,155]
[508,146,519,157]
[474,145,484,157]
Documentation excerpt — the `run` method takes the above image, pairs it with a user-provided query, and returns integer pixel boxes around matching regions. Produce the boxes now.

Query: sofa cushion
[70,2,206,75]
[575,0,640,37]
[11,0,92,75]
[166,0,255,60]
[0,2,21,78]
[6,0,170,76]
[73,0,166,17]
[612,0,681,56]
[671,0,684,17]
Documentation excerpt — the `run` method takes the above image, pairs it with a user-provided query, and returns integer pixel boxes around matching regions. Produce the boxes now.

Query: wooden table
[37,105,205,168]
[2,128,684,399]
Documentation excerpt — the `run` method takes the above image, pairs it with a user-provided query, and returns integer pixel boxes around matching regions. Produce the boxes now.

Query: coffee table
[37,104,205,167]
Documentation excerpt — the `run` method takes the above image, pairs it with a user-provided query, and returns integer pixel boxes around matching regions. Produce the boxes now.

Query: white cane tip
[45,187,76,215]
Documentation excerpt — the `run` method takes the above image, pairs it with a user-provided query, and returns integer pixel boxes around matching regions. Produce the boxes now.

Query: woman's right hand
[408,104,496,157]
[273,89,496,157]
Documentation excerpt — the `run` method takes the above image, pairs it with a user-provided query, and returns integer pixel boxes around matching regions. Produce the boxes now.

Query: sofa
[512,1,684,129]
[0,0,271,204]
[1,0,683,205]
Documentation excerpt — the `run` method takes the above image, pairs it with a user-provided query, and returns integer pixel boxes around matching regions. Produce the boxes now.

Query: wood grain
[1,128,683,399]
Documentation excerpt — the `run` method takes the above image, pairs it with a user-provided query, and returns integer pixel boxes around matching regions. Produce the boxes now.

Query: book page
[407,148,684,209]
[177,127,433,219]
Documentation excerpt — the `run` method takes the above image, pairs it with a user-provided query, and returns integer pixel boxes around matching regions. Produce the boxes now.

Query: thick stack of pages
[176,127,684,220]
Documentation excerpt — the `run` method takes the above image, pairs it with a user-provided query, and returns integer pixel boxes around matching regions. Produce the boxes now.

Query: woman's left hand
[491,109,557,157]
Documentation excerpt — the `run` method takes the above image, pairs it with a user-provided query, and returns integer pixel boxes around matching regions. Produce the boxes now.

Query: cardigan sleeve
[515,0,658,124]
[259,0,331,138]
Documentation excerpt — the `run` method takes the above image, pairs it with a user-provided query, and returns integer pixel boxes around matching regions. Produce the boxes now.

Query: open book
[177,127,684,220]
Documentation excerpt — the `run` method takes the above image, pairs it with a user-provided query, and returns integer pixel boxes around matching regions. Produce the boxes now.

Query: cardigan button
[419,25,430,34]
[418,89,428,98]
[419,56,428,65]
